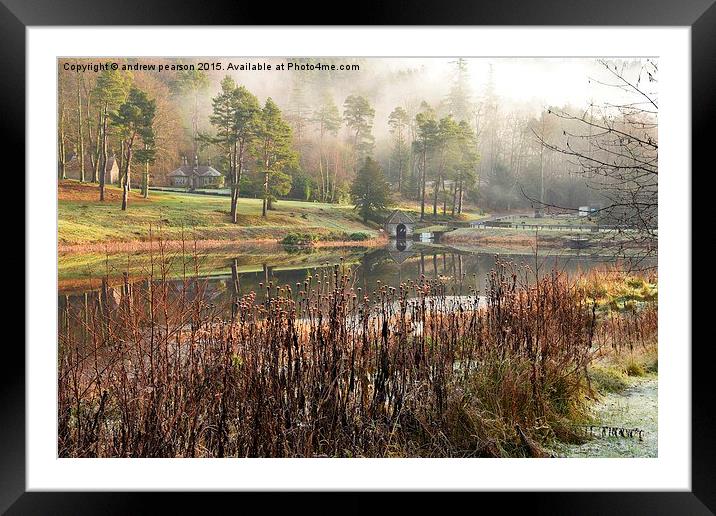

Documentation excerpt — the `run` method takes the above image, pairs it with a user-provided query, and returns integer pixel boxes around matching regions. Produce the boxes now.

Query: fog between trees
[58,57,657,221]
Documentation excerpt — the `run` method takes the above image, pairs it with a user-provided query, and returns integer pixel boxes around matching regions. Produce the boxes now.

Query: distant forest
[58,57,657,217]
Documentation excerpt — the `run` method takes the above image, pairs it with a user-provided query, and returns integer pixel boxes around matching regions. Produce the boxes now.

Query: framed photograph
[7,0,710,511]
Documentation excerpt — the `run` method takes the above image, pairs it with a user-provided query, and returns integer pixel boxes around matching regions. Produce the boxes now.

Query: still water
[58,240,639,317]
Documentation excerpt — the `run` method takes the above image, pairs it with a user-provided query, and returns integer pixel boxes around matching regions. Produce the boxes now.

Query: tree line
[58,58,656,228]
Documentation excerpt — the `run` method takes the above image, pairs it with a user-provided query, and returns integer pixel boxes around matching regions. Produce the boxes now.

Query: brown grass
[58,181,151,204]
[58,237,386,255]
[58,247,657,458]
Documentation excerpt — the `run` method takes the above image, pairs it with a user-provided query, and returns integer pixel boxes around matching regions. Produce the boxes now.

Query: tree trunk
[99,105,108,201]
[121,145,132,211]
[432,176,440,219]
[118,140,124,187]
[331,151,339,203]
[229,150,238,223]
[458,178,464,214]
[318,129,325,202]
[419,148,426,221]
[318,153,325,202]
[58,106,66,179]
[93,112,102,183]
[85,85,97,183]
[451,182,457,217]
[76,75,85,182]
[460,180,464,214]
[142,150,149,199]
[262,164,269,217]
[57,121,67,179]
[230,182,239,223]
[230,142,241,224]
[122,178,128,210]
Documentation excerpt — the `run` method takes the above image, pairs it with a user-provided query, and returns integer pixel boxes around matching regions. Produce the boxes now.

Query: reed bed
[58,248,657,458]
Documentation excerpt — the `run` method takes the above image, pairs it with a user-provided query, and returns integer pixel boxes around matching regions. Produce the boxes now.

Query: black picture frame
[4,1,709,512]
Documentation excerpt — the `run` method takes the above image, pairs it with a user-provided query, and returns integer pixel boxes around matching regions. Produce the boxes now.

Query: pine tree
[413,110,438,221]
[205,76,261,223]
[92,69,132,201]
[446,58,473,122]
[350,157,392,223]
[452,120,479,215]
[253,98,297,217]
[343,95,375,168]
[110,87,156,211]
[388,106,409,193]
[312,95,342,202]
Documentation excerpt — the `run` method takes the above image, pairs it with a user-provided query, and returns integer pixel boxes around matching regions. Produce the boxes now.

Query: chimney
[207,157,212,167]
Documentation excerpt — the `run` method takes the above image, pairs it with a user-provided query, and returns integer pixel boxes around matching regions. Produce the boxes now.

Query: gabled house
[64,152,120,184]
[384,209,416,239]
[168,156,224,188]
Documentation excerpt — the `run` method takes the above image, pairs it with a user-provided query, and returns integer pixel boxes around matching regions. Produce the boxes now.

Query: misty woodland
[58,57,657,458]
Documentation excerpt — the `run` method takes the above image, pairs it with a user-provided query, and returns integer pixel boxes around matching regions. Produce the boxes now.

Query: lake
[58,239,643,320]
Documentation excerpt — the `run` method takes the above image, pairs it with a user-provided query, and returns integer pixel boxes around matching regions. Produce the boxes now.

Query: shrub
[349,232,370,241]
[281,232,319,246]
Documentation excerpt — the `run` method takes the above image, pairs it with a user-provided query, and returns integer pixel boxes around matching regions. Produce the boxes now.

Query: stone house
[168,156,224,188]
[64,152,120,184]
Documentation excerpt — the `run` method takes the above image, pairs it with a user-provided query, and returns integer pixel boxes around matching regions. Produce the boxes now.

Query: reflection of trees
[60,246,646,321]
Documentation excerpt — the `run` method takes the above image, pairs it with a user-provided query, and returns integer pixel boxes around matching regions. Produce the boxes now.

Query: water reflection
[59,242,636,326]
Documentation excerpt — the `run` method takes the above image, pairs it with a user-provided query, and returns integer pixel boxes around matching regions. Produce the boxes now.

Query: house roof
[168,165,222,177]
[168,167,188,177]
[385,210,416,225]
[198,166,222,177]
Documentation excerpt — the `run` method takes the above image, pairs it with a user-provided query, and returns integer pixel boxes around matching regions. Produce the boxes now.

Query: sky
[384,57,652,112]
[213,56,654,121]
[119,56,655,141]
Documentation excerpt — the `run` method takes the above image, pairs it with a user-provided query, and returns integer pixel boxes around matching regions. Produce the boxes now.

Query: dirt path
[558,375,658,458]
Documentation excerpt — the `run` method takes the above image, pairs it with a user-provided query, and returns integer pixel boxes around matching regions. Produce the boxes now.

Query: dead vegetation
[58,243,657,458]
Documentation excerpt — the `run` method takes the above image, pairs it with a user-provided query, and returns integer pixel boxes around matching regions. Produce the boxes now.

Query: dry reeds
[58,244,657,458]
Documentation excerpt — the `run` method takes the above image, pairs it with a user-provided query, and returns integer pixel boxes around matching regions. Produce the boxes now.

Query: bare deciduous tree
[531,59,658,268]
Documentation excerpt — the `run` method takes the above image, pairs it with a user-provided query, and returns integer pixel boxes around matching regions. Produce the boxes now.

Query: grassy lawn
[414,225,453,234]
[58,181,379,246]
[500,214,597,226]
[392,196,488,223]
[440,227,645,254]
[443,227,585,242]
